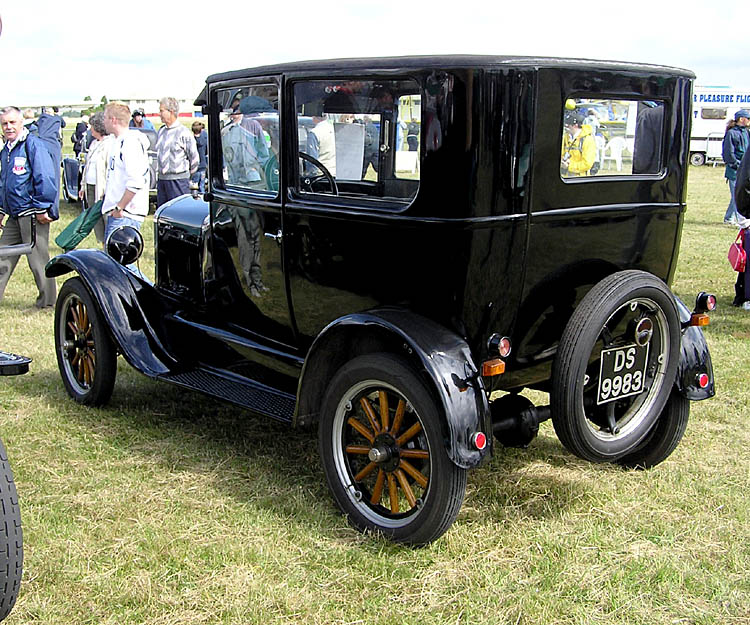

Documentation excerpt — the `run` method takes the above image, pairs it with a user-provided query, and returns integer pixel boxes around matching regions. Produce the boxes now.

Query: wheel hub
[368,433,400,472]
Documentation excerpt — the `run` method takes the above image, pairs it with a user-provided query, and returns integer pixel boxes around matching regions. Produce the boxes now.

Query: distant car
[132,127,158,195]
[47,55,715,545]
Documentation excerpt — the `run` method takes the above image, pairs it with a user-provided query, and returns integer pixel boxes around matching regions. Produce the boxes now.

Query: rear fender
[674,296,715,400]
[297,309,491,469]
[46,250,177,377]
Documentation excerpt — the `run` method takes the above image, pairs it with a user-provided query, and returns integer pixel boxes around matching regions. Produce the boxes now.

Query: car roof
[195,55,695,105]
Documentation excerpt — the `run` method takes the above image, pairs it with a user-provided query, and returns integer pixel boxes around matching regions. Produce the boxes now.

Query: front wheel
[318,354,466,545]
[55,277,117,405]
[551,271,681,463]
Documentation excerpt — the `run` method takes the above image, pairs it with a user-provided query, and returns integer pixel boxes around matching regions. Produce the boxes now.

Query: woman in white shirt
[78,111,114,243]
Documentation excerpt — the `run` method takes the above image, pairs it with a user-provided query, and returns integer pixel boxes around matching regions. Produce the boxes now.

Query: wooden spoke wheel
[319,354,466,545]
[55,277,117,406]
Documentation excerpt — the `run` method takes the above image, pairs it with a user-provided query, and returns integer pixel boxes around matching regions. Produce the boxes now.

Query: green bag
[55,199,103,252]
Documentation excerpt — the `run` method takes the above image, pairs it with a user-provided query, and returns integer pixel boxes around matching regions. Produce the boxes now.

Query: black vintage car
[46,56,715,545]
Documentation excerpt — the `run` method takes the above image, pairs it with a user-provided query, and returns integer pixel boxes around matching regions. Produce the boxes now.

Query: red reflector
[482,358,506,377]
[690,313,710,327]
[472,432,487,450]
[498,337,512,358]
[697,373,709,389]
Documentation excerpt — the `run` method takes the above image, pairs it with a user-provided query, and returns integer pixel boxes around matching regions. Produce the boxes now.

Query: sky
[1,0,748,106]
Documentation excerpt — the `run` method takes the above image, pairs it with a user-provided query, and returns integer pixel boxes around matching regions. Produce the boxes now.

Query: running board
[159,368,295,423]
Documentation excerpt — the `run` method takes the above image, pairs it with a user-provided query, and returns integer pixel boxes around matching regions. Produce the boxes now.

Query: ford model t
[46,56,715,544]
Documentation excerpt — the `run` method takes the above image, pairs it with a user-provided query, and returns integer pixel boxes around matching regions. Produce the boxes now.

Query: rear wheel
[689,152,706,167]
[55,277,117,406]
[551,271,680,463]
[318,353,466,545]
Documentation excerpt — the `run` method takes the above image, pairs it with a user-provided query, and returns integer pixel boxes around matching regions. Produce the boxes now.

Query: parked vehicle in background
[689,85,750,166]
[64,127,158,205]
[47,55,715,545]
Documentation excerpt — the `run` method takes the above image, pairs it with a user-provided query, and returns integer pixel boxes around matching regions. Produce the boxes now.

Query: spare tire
[551,270,680,463]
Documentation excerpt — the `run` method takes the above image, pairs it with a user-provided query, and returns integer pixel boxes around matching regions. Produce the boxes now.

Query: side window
[561,97,666,178]
[396,95,421,179]
[293,78,421,203]
[217,84,279,195]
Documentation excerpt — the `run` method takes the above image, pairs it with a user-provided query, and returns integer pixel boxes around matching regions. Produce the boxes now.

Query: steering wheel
[299,152,338,195]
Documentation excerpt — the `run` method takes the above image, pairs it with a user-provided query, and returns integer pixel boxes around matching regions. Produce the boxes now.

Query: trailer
[690,85,750,166]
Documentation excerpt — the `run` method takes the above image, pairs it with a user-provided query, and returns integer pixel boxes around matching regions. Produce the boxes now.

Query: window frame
[211,77,282,200]
[559,93,670,183]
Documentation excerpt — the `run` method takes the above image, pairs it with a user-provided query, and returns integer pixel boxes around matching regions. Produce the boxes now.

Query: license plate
[597,343,649,405]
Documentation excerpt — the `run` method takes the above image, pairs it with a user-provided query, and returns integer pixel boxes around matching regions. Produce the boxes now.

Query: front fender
[674,296,715,400]
[298,309,491,469]
[46,250,178,377]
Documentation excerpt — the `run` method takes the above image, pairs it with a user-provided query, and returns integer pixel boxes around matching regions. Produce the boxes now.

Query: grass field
[0,165,748,624]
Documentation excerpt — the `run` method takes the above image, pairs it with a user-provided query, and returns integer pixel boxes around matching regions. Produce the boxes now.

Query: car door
[207,80,299,364]
[282,75,427,347]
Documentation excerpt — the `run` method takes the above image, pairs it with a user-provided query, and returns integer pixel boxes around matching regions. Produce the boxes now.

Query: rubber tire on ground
[0,438,22,622]
[689,152,706,167]
[617,389,689,469]
[55,277,117,406]
[551,270,681,463]
[318,353,466,545]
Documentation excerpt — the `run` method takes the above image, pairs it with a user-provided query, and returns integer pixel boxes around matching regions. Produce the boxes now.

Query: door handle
[264,229,283,245]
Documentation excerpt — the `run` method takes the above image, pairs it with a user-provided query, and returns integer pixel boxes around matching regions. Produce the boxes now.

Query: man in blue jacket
[0,106,58,308]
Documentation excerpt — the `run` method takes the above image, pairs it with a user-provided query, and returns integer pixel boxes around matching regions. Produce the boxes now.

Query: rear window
[561,97,666,178]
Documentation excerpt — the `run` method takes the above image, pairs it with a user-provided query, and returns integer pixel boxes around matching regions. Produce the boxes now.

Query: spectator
[78,111,114,243]
[731,147,750,308]
[101,102,150,272]
[51,106,66,143]
[307,114,336,176]
[36,107,65,209]
[406,119,420,151]
[72,117,89,156]
[130,108,155,131]
[561,110,596,177]
[191,121,207,192]
[722,109,750,225]
[155,97,198,207]
[0,106,58,308]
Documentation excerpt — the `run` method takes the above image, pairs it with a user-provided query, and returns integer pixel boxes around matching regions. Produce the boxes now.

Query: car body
[46,55,715,544]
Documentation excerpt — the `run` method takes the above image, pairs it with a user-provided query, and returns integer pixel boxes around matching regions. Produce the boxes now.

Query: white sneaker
[742,302,750,311]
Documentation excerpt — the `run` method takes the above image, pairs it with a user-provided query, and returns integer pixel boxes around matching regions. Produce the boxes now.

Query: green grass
[1,165,749,624]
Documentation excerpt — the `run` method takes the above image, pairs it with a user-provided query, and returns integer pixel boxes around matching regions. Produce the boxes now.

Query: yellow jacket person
[562,111,597,176]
